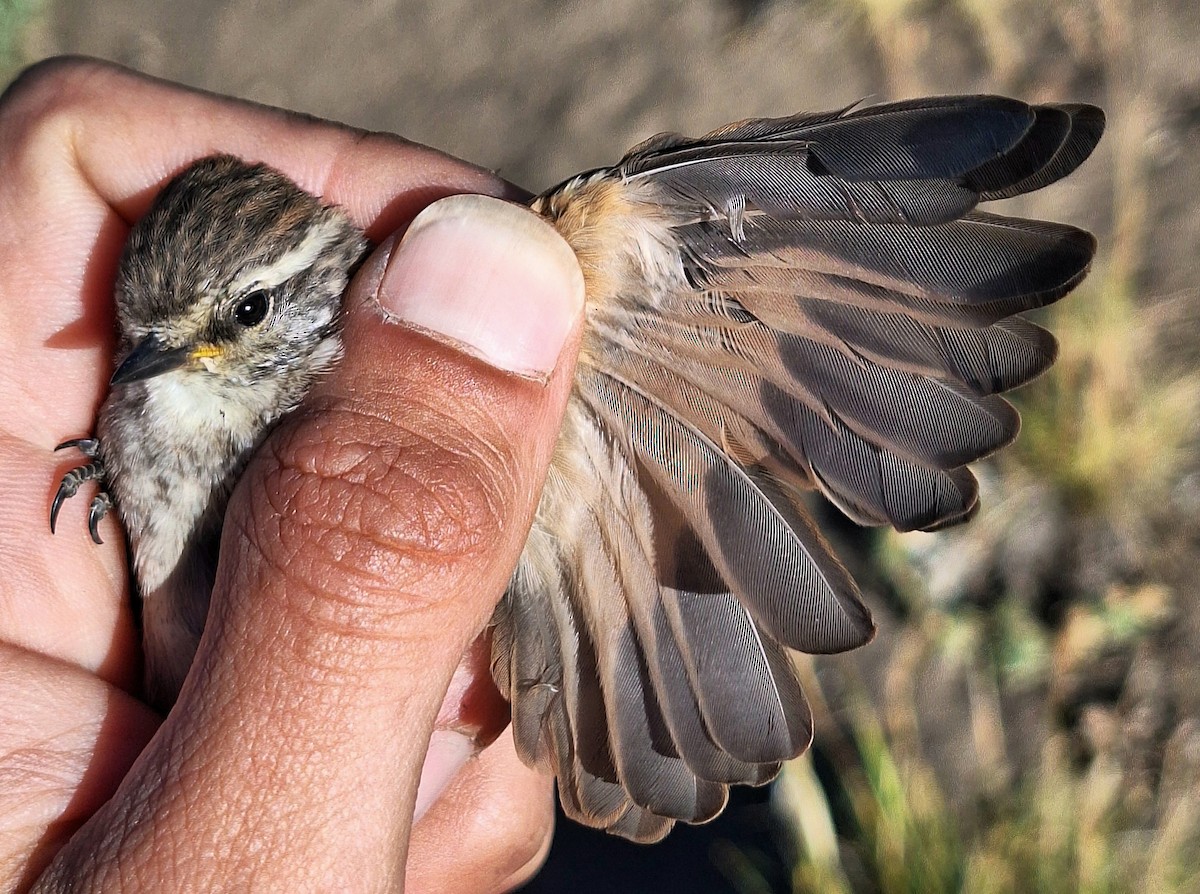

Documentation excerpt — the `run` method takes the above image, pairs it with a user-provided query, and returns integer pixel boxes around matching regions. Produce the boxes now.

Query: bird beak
[110,333,193,386]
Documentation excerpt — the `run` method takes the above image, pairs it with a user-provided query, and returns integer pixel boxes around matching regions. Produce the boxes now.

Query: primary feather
[496,94,1103,840]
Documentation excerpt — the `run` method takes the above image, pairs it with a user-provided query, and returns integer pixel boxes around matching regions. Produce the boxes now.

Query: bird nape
[52,94,1104,843]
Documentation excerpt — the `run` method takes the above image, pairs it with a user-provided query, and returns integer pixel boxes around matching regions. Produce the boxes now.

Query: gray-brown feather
[500,94,1103,840]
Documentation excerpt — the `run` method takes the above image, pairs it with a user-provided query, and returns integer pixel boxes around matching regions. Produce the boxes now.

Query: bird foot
[52,438,113,544]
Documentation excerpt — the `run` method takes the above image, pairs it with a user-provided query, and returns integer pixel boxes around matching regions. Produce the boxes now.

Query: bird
[52,94,1104,842]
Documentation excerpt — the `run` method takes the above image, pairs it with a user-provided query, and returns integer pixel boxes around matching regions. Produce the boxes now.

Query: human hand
[0,57,583,892]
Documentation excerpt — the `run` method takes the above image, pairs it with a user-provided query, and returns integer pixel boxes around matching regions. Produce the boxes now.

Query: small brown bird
[53,95,1103,841]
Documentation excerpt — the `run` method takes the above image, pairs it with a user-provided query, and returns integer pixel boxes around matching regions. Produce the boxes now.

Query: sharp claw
[49,481,71,533]
[50,437,108,539]
[55,437,101,457]
[88,494,112,545]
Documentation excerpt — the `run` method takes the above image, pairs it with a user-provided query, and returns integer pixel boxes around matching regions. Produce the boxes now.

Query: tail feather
[573,510,731,821]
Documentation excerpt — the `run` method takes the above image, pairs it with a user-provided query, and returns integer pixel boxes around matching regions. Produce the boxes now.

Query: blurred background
[6,0,1198,890]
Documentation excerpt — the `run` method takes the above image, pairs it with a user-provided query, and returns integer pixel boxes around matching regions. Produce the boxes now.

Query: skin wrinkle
[0,62,82,164]
[320,130,402,232]
[1,128,111,353]
[3,64,143,272]
[268,451,419,558]
[0,659,156,884]
[261,400,517,583]
[0,672,126,774]
[8,59,566,890]
[2,761,77,828]
[222,508,444,680]
[320,128,512,241]
[189,619,429,859]
[2,734,97,795]
[175,657,408,888]
[289,118,362,220]
[74,770,163,892]
[246,459,480,620]
[152,679,363,880]
[304,383,517,500]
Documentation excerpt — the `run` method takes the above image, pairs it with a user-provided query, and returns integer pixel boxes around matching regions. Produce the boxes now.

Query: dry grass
[776,0,1200,891]
[0,0,40,84]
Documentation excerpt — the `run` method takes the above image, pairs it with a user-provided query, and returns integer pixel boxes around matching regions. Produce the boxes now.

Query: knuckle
[459,776,554,889]
[0,56,106,151]
[248,400,519,602]
[500,827,555,892]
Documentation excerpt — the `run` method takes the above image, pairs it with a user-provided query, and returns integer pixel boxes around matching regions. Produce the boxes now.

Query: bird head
[110,155,368,425]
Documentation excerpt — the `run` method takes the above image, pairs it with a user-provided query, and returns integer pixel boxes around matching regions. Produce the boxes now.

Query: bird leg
[51,438,113,544]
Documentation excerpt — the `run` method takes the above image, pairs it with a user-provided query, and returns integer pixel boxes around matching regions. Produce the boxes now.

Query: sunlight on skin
[0,57,559,893]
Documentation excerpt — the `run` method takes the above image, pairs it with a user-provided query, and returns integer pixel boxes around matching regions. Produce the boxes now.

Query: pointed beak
[110,333,193,386]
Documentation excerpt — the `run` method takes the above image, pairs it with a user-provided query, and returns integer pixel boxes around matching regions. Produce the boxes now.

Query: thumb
[45,195,585,891]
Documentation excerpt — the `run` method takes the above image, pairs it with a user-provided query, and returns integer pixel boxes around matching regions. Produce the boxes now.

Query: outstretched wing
[493,95,1103,840]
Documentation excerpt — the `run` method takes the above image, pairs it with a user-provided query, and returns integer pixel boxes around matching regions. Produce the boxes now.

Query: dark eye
[233,290,271,327]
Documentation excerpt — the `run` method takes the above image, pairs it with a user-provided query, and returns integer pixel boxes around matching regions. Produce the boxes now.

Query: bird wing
[492,96,1103,839]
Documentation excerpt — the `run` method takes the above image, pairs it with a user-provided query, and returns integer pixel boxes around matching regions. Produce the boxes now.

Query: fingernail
[377,194,584,379]
[414,729,476,821]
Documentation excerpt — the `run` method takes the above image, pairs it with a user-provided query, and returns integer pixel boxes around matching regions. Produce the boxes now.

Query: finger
[1,56,515,440]
[409,633,511,825]
[1,56,516,233]
[407,729,555,894]
[0,642,158,885]
[428,632,512,737]
[35,195,585,890]
[0,56,517,676]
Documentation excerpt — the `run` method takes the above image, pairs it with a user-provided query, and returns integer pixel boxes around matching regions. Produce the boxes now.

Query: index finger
[2,56,517,235]
[0,56,515,676]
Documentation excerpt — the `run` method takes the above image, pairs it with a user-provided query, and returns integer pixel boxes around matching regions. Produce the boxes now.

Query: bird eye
[233,290,271,327]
